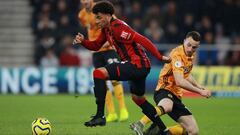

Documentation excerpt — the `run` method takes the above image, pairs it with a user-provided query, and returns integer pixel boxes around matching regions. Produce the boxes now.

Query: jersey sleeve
[78,10,87,27]
[112,22,162,61]
[171,52,184,73]
[81,30,107,51]
[133,33,163,61]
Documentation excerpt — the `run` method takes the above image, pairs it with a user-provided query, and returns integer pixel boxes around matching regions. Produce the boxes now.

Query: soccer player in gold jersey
[78,0,128,122]
[130,31,211,135]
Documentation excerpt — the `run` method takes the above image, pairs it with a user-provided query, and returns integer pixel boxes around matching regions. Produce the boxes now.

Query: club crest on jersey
[183,65,193,73]
[184,67,190,73]
[174,61,182,68]
[120,31,131,40]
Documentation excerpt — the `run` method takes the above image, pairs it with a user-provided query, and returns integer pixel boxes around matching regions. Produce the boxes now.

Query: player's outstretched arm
[173,72,211,98]
[186,74,211,98]
[73,32,106,51]
[199,88,212,98]
[134,33,171,63]
[187,74,204,89]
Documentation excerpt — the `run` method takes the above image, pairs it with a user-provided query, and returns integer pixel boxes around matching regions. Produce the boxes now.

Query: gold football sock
[112,81,126,110]
[140,106,164,125]
[168,124,186,135]
[105,90,115,114]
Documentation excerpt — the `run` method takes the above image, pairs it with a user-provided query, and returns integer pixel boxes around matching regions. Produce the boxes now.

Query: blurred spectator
[55,15,75,40]
[114,3,127,21]
[143,4,163,27]
[36,13,56,38]
[131,18,144,34]
[199,31,218,65]
[180,13,195,39]
[215,23,231,65]
[196,15,213,36]
[54,0,69,21]
[59,36,81,66]
[34,35,56,65]
[30,0,240,66]
[59,46,81,66]
[127,1,142,24]
[40,49,59,67]
[162,1,179,26]
[129,1,142,18]
[226,35,240,65]
[144,19,164,43]
[77,49,92,67]
[163,22,180,43]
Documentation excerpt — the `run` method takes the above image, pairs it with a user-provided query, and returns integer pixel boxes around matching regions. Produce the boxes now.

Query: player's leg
[168,124,187,135]
[105,85,118,122]
[131,106,166,135]
[177,115,198,135]
[111,80,129,121]
[130,73,168,135]
[85,62,130,126]
[167,96,194,135]
[84,52,109,127]
[84,67,109,127]
[142,123,185,135]
[103,51,127,122]
[139,97,173,127]
[135,89,173,135]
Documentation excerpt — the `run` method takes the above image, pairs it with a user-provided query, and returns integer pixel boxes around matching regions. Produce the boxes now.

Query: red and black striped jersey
[82,18,163,68]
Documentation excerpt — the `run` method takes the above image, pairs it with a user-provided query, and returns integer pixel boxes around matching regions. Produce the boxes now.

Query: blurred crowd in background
[30,0,240,67]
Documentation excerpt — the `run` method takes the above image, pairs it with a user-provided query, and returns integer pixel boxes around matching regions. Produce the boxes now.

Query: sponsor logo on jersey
[120,31,131,40]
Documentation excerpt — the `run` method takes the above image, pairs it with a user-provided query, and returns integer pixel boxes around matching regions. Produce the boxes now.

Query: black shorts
[93,50,120,68]
[105,61,150,96]
[154,89,192,121]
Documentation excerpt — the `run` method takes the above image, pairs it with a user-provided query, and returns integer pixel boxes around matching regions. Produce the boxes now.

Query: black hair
[92,1,114,15]
[186,31,201,41]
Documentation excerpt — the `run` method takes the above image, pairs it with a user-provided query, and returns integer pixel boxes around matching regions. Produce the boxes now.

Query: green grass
[0,94,239,135]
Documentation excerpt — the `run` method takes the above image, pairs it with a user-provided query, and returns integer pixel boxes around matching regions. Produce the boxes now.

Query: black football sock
[93,78,107,117]
[139,100,167,133]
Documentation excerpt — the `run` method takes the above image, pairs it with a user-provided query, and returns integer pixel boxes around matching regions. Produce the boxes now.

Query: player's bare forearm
[182,79,211,98]
[177,78,201,94]
[174,72,211,98]
[187,74,204,89]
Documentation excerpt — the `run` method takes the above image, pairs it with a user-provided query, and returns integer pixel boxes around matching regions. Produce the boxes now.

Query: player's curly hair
[186,31,201,41]
[92,1,114,15]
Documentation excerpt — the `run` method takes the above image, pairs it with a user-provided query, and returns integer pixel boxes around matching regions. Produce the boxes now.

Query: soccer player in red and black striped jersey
[73,1,171,134]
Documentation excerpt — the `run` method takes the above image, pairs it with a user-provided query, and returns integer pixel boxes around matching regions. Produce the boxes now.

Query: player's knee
[111,80,120,86]
[93,68,108,80]
[157,98,173,113]
[156,106,166,115]
[186,125,199,135]
[132,95,146,105]
[161,105,172,113]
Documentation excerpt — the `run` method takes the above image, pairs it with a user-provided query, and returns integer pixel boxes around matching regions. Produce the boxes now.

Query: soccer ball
[32,118,51,135]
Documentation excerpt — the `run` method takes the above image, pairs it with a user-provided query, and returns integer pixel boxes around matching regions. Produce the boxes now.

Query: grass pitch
[0,94,239,135]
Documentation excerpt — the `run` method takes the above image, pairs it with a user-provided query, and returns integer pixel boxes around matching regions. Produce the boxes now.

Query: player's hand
[162,56,171,63]
[200,89,211,98]
[73,33,84,45]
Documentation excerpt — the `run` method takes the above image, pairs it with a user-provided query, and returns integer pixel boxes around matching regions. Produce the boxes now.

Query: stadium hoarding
[191,66,240,97]
[0,67,94,95]
[0,66,239,97]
